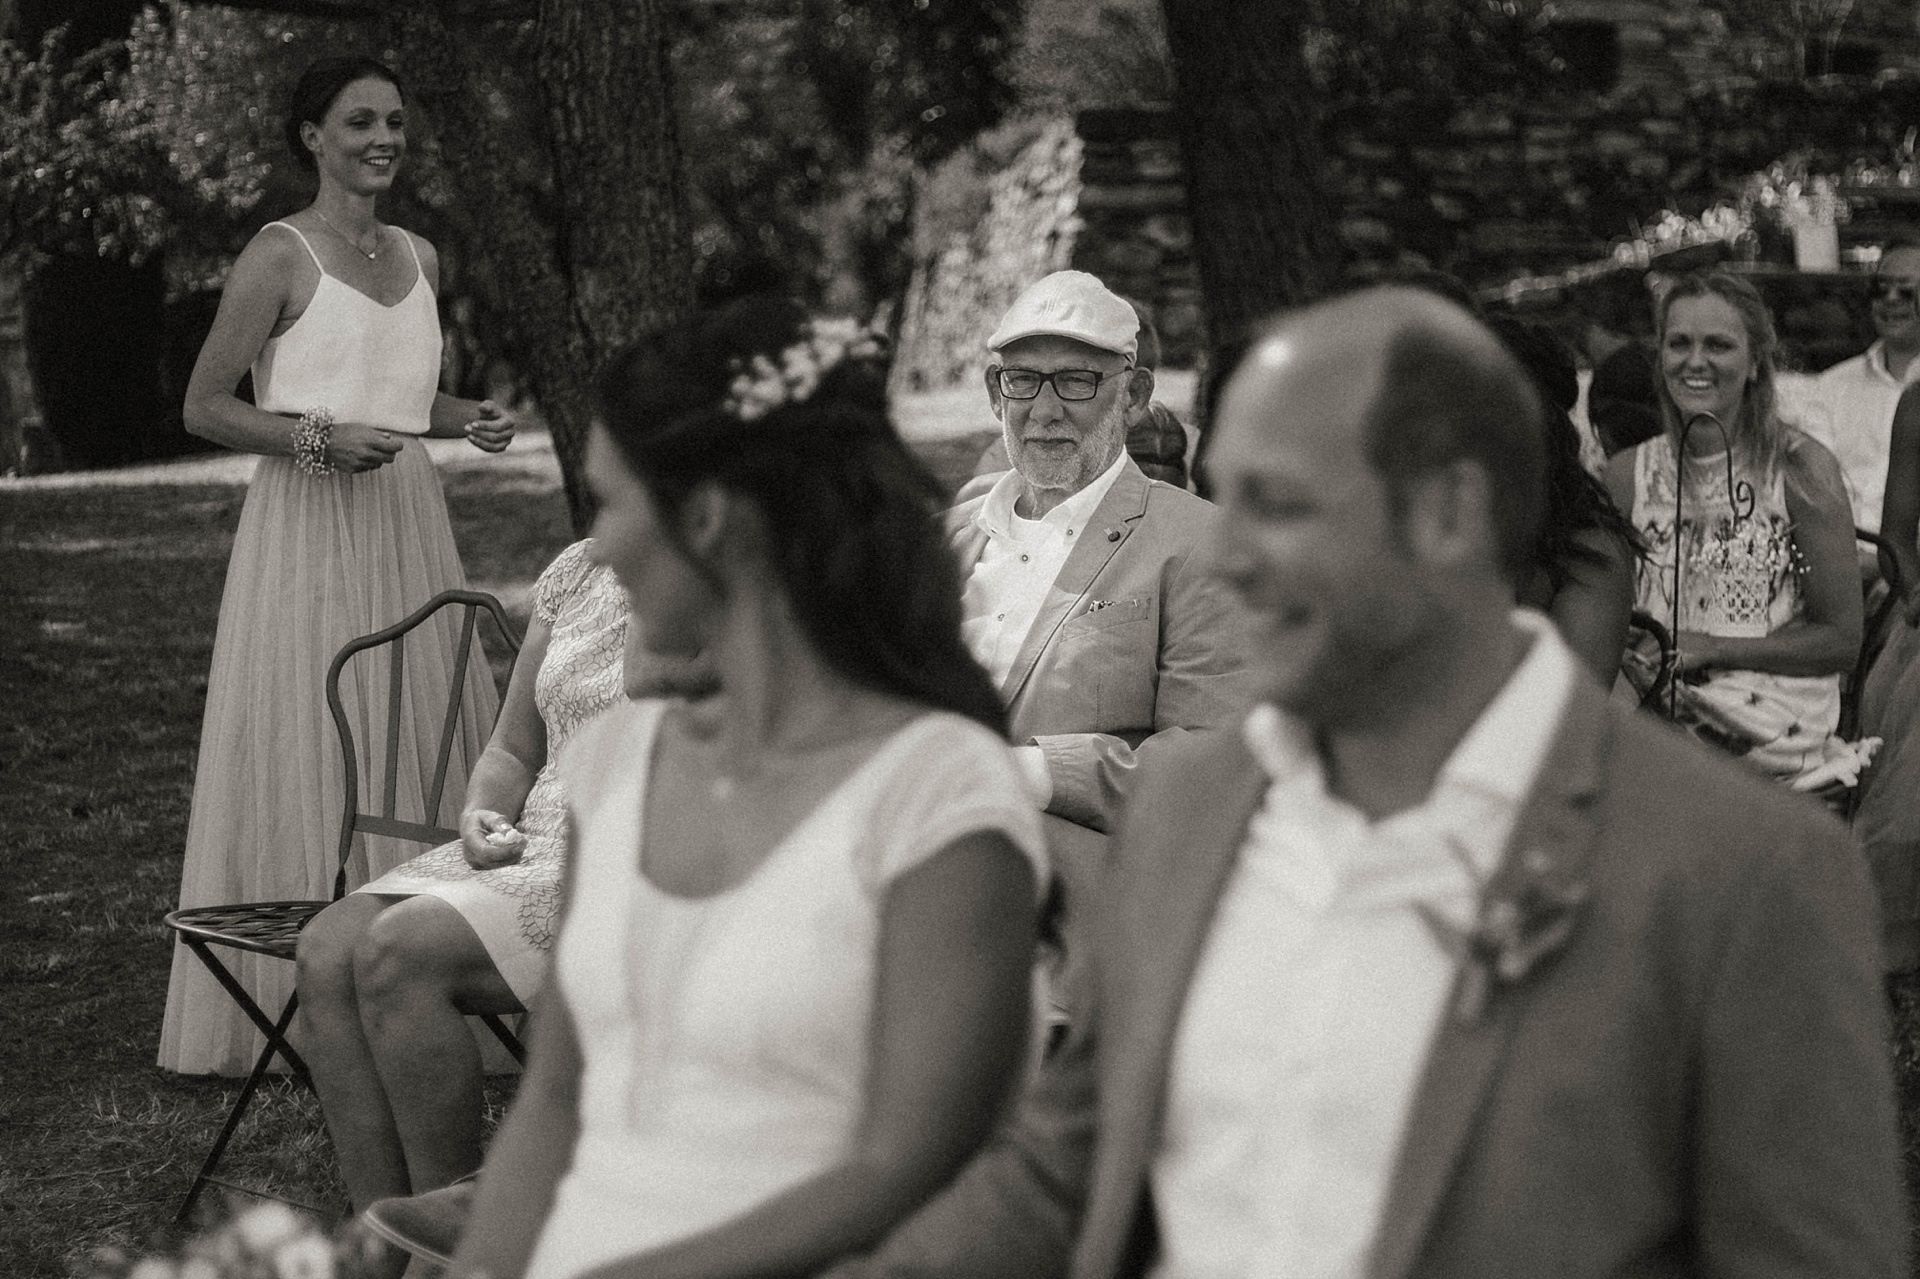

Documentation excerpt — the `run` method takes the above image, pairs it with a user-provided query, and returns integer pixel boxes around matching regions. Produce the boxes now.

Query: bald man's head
[1204,288,1550,724]
[1227,288,1547,584]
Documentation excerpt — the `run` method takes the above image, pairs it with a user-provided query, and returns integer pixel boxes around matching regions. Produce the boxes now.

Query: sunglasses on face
[1873,278,1920,306]
[992,367,1115,401]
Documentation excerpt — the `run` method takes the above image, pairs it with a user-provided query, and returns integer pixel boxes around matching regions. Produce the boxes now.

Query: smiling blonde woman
[1603,271,1862,784]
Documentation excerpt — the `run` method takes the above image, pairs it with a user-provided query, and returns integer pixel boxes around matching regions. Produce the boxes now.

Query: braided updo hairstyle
[596,296,1008,737]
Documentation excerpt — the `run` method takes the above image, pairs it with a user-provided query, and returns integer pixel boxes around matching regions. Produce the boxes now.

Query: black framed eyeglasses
[1873,277,1920,306]
[993,367,1113,401]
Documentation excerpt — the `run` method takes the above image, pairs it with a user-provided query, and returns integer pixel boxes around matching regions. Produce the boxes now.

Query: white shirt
[960,451,1130,803]
[1789,342,1920,534]
[1150,610,1577,1279]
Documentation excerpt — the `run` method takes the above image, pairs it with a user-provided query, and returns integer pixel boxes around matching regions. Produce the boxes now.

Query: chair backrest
[1627,608,1676,715]
[325,590,521,900]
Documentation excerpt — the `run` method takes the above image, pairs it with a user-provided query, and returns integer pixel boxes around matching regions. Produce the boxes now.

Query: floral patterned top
[1628,432,1841,781]
[356,540,627,993]
[1631,434,1804,639]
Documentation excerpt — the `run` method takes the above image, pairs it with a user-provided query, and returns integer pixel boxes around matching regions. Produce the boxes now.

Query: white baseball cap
[987,271,1139,363]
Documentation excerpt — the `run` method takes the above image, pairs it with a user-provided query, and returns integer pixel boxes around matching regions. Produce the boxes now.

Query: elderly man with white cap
[954,270,1247,1025]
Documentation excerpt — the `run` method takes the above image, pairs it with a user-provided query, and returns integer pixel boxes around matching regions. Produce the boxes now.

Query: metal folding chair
[163,589,522,1222]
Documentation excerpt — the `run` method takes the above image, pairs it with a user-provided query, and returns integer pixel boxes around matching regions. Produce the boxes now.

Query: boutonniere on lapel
[1416,845,1589,1027]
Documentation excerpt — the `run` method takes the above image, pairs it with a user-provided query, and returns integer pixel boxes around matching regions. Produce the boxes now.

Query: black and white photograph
[6,0,1920,1275]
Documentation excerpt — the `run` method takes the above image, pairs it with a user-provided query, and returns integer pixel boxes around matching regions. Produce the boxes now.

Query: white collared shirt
[960,448,1130,689]
[1790,342,1920,534]
[1149,610,1577,1279]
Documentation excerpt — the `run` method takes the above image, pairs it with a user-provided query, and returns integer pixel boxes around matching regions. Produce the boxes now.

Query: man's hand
[464,399,516,453]
[461,808,528,869]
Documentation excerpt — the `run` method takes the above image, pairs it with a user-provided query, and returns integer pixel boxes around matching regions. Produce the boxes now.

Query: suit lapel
[1080,730,1267,1279]
[947,500,991,572]
[1365,678,1613,1279]
[1001,461,1152,706]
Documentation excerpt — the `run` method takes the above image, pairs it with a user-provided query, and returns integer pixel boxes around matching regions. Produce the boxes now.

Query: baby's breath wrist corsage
[291,406,336,477]
[723,317,883,423]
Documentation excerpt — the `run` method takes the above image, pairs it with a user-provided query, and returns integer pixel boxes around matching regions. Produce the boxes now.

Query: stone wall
[888,120,1083,397]
[889,65,1920,387]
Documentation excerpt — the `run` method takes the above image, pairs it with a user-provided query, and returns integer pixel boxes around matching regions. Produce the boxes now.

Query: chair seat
[164,900,330,959]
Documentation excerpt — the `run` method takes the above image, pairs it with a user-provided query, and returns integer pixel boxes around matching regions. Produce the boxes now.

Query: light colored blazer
[834,677,1906,1279]
[948,456,1247,836]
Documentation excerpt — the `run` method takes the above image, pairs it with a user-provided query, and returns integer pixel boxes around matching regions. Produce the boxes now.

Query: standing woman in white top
[441,297,1045,1279]
[159,57,515,1077]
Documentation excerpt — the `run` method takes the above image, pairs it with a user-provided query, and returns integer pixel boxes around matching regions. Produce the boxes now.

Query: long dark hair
[596,297,1008,736]
[285,56,405,173]
[1484,314,1644,592]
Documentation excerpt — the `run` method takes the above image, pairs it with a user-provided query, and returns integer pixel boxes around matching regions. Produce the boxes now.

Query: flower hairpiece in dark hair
[724,317,884,423]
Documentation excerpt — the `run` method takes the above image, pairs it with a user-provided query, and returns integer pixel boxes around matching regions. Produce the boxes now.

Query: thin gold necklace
[314,208,379,261]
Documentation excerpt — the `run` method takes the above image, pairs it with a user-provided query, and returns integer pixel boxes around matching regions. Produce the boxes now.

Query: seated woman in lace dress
[294,538,630,1228]
[444,297,1046,1279]
[1603,271,1862,784]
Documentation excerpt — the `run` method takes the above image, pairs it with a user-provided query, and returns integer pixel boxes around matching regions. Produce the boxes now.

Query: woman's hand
[327,421,405,473]
[465,400,516,453]
[1674,630,1723,678]
[462,808,529,869]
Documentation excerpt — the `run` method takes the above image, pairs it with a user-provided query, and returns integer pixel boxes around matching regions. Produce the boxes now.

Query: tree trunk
[1159,0,1336,471]
[390,0,691,533]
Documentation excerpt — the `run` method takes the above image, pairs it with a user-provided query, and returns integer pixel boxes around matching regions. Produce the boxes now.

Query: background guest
[1604,271,1862,783]
[961,300,1191,494]
[294,538,625,1237]
[1849,381,1920,969]
[950,270,1247,1030]
[160,55,516,1077]
[1486,314,1640,684]
[1797,232,1920,542]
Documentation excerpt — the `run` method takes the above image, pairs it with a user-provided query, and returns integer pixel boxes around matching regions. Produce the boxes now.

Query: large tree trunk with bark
[1159,0,1336,470]
[390,0,691,531]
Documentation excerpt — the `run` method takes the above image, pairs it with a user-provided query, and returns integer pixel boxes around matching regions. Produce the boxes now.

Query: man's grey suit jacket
[947,456,1246,836]
[835,675,1906,1279]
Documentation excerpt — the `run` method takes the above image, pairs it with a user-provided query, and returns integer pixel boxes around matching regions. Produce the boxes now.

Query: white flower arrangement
[1609,203,1752,268]
[79,1202,381,1279]
[723,317,884,423]
[1742,159,1852,231]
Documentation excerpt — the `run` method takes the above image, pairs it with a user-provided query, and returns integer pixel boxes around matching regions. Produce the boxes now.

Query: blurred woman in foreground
[450,298,1047,1279]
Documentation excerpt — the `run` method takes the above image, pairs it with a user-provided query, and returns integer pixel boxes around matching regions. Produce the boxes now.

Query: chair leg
[175,989,304,1224]
[477,1012,526,1066]
[179,937,312,1082]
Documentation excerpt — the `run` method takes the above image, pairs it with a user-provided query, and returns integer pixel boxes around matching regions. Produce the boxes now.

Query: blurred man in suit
[835,285,1903,1279]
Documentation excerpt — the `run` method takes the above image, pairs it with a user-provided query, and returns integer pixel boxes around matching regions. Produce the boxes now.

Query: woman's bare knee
[352,896,485,1007]
[296,893,388,1001]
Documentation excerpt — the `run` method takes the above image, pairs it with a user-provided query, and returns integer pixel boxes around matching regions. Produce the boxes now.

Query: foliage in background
[671,0,1018,313]
[1303,0,1563,130]
[0,6,390,282]
[1003,0,1171,113]
[0,27,175,268]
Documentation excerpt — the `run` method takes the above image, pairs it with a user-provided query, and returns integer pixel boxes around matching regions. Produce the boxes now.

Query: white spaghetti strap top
[250,220,443,436]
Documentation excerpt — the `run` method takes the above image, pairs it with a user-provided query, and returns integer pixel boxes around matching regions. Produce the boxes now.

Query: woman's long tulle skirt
[158,443,498,1076]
